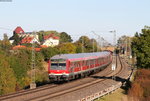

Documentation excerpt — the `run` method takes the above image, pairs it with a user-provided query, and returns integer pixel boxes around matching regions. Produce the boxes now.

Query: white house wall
[30,38,40,44]
[43,38,59,47]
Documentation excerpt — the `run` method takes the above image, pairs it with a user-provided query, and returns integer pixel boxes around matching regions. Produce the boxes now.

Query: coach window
[76,62,78,67]
[90,60,92,65]
[71,62,74,67]
[74,62,77,67]
[89,60,91,65]
[82,61,84,66]
[101,58,103,63]
[84,61,86,66]
[97,58,99,64]
[84,61,85,66]
[87,60,89,66]
[78,62,80,67]
[86,60,89,66]
[99,58,101,64]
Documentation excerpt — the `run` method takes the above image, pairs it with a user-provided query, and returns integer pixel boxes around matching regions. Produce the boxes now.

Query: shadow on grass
[91,75,131,95]
[24,80,51,89]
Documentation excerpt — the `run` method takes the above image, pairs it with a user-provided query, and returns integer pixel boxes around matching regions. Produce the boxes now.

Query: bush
[0,53,16,95]
[128,69,150,101]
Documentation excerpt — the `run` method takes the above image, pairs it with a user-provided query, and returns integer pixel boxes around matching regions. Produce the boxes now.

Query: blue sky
[0,0,150,43]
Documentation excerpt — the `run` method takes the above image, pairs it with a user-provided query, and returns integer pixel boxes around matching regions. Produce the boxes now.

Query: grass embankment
[96,69,150,101]
[95,88,127,101]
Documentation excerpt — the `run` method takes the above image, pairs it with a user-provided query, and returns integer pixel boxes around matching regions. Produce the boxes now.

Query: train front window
[51,63,66,70]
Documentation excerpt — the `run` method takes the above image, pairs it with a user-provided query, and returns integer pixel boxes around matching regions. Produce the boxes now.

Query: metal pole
[109,30,116,80]
[30,31,36,89]
[82,36,84,53]
[93,38,94,52]
[97,36,100,52]
[126,38,128,60]
[91,31,101,52]
[129,37,132,59]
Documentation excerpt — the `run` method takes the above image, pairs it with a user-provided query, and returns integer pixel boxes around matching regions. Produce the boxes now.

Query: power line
[0,27,13,31]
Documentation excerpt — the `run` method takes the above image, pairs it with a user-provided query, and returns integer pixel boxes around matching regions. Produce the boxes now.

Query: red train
[48,51,112,81]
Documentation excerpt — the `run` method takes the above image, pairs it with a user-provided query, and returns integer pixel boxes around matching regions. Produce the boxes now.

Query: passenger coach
[48,51,112,81]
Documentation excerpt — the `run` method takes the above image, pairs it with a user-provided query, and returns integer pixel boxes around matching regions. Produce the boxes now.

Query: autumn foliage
[128,69,150,101]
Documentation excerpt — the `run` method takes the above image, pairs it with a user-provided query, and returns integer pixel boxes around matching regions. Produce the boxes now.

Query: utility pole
[92,31,101,52]
[129,37,132,59]
[109,30,116,52]
[93,38,94,52]
[82,36,84,53]
[30,31,36,89]
[109,30,116,80]
[125,38,128,60]
[97,36,100,52]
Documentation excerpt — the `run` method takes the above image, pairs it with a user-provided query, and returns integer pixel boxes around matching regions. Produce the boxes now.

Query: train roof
[50,51,111,61]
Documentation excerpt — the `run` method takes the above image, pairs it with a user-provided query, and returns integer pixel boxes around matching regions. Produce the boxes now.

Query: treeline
[0,35,47,95]
[0,49,49,95]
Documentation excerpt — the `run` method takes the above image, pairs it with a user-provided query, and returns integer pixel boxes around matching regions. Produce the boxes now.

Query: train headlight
[62,72,66,75]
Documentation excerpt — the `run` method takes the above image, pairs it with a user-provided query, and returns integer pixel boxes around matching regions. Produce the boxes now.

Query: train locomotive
[48,51,112,81]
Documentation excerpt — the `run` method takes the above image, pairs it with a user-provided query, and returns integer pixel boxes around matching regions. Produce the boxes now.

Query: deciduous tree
[0,53,16,95]
[60,32,73,43]
[131,26,150,68]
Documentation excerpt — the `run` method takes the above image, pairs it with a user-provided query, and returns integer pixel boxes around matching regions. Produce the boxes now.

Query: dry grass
[128,69,150,101]
[95,88,128,101]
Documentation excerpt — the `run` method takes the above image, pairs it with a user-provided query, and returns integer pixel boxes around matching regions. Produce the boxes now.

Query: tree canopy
[60,32,73,43]
[56,42,76,54]
[0,51,16,95]
[75,36,98,53]
[131,26,150,68]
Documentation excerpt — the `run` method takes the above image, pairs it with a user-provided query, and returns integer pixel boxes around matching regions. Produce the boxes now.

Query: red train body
[48,51,112,81]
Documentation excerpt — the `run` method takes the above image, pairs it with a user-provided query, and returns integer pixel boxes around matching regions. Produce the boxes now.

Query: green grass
[95,88,127,101]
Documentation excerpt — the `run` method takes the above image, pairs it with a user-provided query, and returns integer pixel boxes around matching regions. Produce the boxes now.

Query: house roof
[21,37,34,44]
[12,45,26,50]
[40,45,48,48]
[14,26,24,34]
[44,33,59,40]
[13,45,41,52]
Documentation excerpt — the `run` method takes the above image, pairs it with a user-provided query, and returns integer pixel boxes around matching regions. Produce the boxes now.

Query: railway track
[0,63,112,101]
[0,54,126,101]
[0,84,57,100]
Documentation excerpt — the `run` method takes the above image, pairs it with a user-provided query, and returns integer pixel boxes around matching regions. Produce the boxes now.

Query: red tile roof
[44,33,59,40]
[21,37,34,44]
[40,45,48,48]
[12,45,26,50]
[35,48,41,52]
[14,26,24,34]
